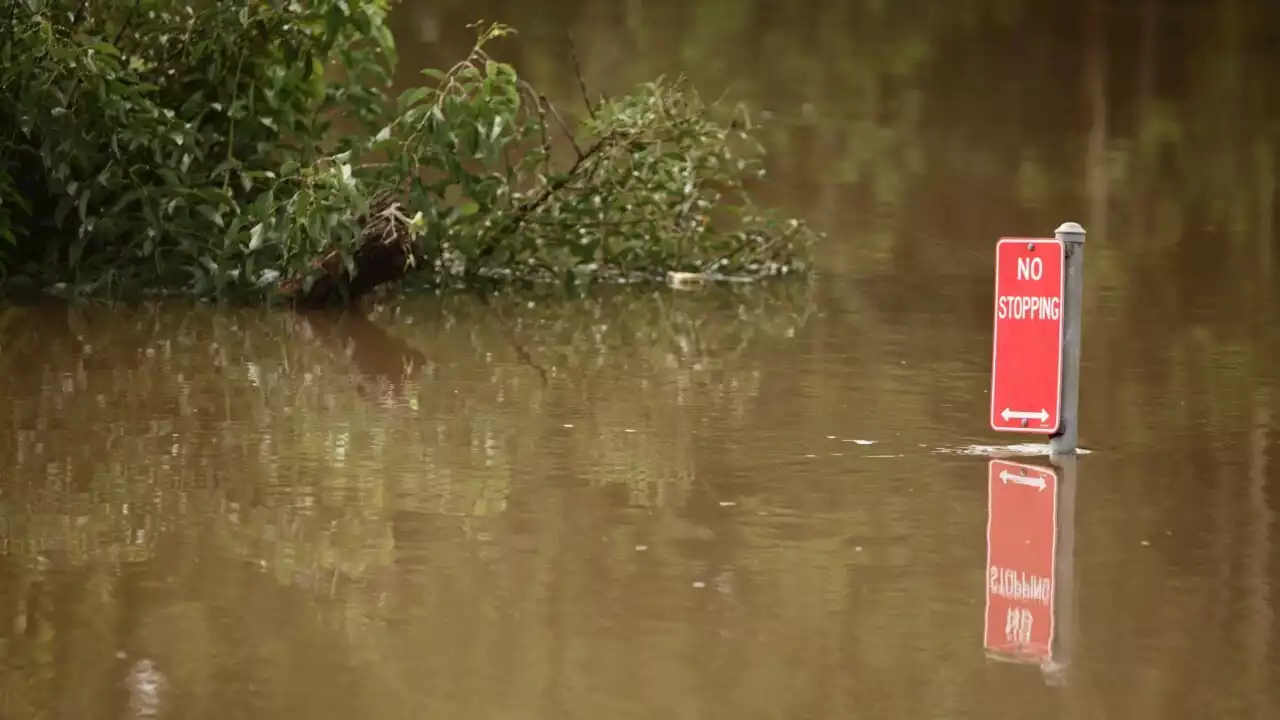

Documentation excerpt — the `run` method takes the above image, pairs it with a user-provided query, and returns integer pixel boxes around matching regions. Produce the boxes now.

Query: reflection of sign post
[984,459,1058,663]
[990,237,1065,434]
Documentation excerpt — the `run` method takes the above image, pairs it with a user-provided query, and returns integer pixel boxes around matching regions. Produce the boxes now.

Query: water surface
[2,1,1278,718]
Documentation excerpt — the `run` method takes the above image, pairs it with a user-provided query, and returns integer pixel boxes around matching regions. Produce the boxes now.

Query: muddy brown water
[2,1,1278,718]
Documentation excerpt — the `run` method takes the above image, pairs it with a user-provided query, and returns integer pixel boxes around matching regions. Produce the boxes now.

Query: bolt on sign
[983,459,1058,664]
[990,237,1065,433]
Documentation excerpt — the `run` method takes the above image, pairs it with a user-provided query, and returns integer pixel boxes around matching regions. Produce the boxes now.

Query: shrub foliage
[0,1,817,303]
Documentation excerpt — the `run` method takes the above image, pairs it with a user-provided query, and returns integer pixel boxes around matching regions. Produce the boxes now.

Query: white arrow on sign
[1001,408,1050,423]
[1000,470,1046,491]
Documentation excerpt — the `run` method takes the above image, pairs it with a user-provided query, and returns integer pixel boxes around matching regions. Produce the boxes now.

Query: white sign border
[989,236,1066,434]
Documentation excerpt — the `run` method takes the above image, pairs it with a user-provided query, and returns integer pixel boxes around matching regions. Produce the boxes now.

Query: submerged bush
[0,2,818,303]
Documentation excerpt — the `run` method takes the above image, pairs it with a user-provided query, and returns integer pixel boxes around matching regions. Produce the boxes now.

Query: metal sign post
[1049,223,1086,455]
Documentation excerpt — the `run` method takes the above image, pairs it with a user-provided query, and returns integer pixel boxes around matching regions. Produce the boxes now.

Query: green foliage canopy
[0,1,816,302]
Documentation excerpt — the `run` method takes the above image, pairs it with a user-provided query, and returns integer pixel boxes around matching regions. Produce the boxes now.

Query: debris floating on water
[126,658,166,718]
[692,581,706,588]
[636,545,648,552]
[666,271,707,290]
[718,501,736,507]
[842,439,876,445]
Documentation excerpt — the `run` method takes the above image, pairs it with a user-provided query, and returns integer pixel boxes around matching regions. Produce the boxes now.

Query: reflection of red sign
[984,459,1058,663]
[990,237,1064,434]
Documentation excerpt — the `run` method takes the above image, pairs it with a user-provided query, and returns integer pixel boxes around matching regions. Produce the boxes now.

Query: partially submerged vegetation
[0,1,818,305]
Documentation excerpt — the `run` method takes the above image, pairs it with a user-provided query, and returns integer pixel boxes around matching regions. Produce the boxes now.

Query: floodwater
[2,1,1278,718]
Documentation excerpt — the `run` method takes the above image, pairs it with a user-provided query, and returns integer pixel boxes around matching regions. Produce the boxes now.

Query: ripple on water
[936,443,1093,457]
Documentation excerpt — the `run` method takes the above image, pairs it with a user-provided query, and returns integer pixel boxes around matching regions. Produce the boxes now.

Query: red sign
[983,459,1058,664]
[990,237,1065,433]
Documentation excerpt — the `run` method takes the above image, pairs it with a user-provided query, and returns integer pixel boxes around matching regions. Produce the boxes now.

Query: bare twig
[541,94,583,159]
[567,31,595,120]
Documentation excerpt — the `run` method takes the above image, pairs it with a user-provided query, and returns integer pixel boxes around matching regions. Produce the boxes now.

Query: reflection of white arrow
[1001,408,1049,423]
[1000,470,1046,491]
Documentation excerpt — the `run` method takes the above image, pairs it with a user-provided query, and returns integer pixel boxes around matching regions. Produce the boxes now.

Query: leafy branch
[0,7,817,304]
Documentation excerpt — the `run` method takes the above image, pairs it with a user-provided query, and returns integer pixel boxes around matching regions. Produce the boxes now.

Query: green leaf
[197,205,225,229]
[87,42,121,57]
[324,6,345,48]
[397,86,430,110]
[50,196,72,230]
[76,189,91,223]
[373,25,397,68]
[211,161,238,178]
[69,233,88,269]
[248,223,264,251]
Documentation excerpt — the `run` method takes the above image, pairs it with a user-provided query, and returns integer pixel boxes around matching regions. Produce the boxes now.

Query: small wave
[936,443,1093,457]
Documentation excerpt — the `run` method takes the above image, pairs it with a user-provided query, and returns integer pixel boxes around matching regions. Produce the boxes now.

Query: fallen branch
[270,24,815,306]
[470,130,621,268]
